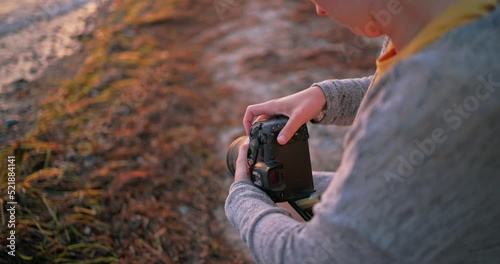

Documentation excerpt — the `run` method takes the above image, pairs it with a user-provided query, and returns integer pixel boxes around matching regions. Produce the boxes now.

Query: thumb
[236,139,249,168]
[234,139,250,182]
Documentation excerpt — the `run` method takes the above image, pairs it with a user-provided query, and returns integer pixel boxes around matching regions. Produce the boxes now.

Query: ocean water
[0,0,95,37]
[0,0,103,129]
[0,0,103,90]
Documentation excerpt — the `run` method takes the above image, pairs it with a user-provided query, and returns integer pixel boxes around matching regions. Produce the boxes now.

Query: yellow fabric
[375,0,497,84]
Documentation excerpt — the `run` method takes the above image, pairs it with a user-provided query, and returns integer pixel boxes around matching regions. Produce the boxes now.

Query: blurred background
[0,0,380,262]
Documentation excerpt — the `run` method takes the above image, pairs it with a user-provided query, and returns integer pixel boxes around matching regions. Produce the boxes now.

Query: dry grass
[1,0,248,262]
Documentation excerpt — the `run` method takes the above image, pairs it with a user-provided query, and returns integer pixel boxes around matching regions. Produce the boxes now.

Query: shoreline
[0,0,99,37]
[0,0,102,89]
[0,0,105,146]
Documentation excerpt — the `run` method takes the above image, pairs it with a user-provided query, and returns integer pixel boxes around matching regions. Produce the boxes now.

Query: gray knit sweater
[225,6,500,264]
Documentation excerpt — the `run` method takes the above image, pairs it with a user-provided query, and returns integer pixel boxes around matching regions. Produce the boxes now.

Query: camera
[226,116,315,204]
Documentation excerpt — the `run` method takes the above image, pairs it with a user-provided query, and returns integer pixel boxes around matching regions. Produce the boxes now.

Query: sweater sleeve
[310,36,390,126]
[224,181,394,264]
[311,76,373,126]
[318,53,500,262]
[225,49,500,263]
[312,171,335,196]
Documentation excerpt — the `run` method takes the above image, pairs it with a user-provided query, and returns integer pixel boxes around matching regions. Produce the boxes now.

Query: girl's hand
[243,86,327,145]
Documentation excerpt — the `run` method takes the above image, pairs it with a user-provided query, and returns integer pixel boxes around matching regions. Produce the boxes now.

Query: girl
[226,1,500,263]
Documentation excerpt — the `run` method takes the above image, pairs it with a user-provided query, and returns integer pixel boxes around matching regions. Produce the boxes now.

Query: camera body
[246,116,315,202]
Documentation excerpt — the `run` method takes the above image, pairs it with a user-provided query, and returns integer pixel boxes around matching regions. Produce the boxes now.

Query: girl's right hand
[243,86,327,145]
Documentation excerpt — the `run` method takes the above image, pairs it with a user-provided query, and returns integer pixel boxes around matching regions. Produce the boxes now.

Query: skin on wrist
[309,85,327,110]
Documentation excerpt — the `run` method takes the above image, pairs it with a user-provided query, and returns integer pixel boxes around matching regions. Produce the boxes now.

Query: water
[0,0,103,84]
[0,0,103,142]
[0,0,102,89]
[0,0,95,37]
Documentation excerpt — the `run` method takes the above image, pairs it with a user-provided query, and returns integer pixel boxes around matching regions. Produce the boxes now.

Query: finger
[243,106,257,135]
[243,101,281,135]
[254,114,271,123]
[277,114,307,145]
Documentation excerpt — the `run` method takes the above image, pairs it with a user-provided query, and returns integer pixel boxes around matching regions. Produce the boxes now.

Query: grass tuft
[1,0,248,262]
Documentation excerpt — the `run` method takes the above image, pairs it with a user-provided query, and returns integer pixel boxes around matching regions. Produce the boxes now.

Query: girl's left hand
[234,138,251,183]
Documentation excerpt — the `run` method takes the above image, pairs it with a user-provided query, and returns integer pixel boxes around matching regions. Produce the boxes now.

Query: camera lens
[226,136,248,176]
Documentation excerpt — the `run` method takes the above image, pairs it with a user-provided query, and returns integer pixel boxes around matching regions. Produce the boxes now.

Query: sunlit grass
[1,0,244,262]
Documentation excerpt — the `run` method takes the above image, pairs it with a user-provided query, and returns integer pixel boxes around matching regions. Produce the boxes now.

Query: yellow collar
[375,0,497,83]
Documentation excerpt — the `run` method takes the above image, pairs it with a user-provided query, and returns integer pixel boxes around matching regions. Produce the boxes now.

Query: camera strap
[247,136,260,172]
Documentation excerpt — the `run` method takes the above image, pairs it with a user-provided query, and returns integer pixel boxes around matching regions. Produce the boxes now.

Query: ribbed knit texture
[225,7,500,264]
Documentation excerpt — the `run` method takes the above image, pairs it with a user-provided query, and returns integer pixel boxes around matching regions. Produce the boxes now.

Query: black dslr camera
[227,116,315,207]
